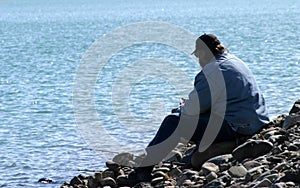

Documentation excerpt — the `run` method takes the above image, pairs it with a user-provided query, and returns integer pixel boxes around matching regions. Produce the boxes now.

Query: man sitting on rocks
[129,34,270,184]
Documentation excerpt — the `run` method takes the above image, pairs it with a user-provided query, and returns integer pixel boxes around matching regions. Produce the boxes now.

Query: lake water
[0,0,299,187]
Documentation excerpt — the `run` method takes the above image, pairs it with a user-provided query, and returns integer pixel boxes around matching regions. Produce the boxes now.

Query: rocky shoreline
[60,99,300,188]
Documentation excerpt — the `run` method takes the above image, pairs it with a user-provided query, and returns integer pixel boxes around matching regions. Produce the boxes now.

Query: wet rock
[228,165,247,178]
[38,178,53,183]
[232,139,273,162]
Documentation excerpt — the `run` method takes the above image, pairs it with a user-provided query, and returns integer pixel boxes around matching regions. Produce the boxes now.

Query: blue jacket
[181,52,269,135]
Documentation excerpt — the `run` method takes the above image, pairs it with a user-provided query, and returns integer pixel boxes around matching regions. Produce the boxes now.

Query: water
[0,0,299,187]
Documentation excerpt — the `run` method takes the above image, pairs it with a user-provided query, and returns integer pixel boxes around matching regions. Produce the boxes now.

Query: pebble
[201,162,219,175]
[243,160,261,170]
[232,139,273,162]
[206,171,218,182]
[228,165,247,178]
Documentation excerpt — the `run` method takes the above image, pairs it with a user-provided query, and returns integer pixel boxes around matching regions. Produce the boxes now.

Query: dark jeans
[148,113,239,148]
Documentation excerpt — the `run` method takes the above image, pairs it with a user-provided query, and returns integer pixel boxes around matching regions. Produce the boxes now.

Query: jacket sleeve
[181,72,212,115]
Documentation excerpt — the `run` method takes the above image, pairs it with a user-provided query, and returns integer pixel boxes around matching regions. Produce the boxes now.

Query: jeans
[148,113,240,148]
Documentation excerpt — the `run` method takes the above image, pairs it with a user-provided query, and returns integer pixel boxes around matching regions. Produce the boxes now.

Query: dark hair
[198,34,227,55]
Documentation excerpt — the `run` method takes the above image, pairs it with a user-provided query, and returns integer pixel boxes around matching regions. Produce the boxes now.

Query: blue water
[0,0,299,187]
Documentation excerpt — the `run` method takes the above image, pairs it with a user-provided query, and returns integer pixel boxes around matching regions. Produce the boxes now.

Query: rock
[201,162,219,175]
[282,115,300,129]
[152,170,168,180]
[152,167,170,173]
[191,141,236,169]
[219,163,231,172]
[105,161,120,172]
[279,170,300,183]
[228,165,247,178]
[87,175,99,188]
[167,167,182,178]
[252,178,272,188]
[165,150,183,162]
[203,179,224,188]
[286,181,296,186]
[116,175,128,187]
[243,160,261,170]
[112,152,134,166]
[206,172,218,182]
[61,99,300,188]
[206,154,233,166]
[151,176,164,186]
[102,169,115,179]
[245,166,265,181]
[289,98,300,114]
[263,173,280,182]
[232,140,273,162]
[100,177,117,188]
[70,176,82,186]
[38,178,53,183]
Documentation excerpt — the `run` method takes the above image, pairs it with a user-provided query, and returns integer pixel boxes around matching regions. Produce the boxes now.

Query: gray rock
[232,140,273,162]
[112,152,134,166]
[228,165,248,178]
[245,166,265,181]
[201,162,219,175]
[206,154,233,166]
[243,160,261,170]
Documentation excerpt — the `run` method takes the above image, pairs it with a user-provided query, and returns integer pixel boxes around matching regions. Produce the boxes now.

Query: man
[129,34,269,183]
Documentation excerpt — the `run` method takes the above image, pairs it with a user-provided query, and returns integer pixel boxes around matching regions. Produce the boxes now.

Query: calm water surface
[0,0,299,187]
